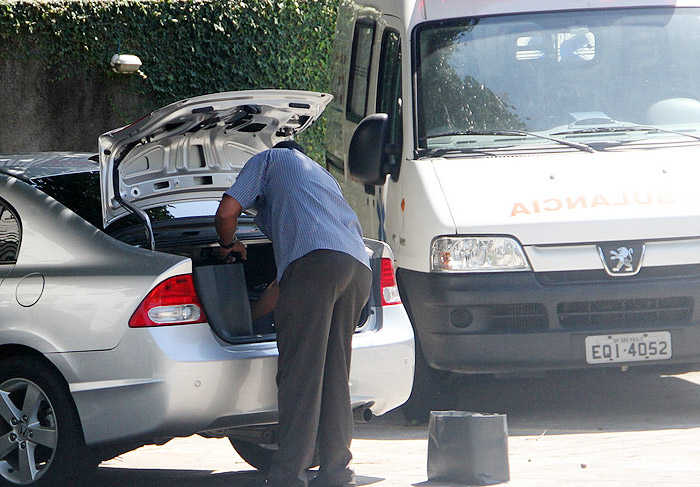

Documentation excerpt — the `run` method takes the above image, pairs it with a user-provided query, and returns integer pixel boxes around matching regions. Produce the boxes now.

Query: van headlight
[431,236,530,272]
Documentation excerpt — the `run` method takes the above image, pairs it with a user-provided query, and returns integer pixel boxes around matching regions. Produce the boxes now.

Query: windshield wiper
[423,129,596,155]
[552,124,700,143]
[416,147,482,159]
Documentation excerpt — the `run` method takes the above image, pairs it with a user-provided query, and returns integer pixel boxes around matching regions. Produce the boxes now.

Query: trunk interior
[167,238,278,343]
[109,214,278,343]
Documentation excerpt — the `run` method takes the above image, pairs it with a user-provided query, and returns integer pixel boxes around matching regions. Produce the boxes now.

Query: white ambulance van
[326,0,700,417]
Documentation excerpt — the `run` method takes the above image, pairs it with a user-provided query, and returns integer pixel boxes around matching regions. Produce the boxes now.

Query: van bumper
[397,267,700,374]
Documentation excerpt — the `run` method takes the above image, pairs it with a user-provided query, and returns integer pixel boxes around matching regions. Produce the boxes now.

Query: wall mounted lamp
[110,54,142,74]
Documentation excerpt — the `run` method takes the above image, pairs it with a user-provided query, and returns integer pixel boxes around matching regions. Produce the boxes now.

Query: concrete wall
[0,56,149,154]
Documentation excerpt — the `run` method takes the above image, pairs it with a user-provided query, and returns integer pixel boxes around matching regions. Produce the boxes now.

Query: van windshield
[416,8,700,150]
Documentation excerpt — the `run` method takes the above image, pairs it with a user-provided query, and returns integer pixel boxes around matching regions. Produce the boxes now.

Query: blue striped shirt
[225,147,370,282]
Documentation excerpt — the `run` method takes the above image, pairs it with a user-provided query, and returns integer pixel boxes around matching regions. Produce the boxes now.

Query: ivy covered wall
[0,0,339,160]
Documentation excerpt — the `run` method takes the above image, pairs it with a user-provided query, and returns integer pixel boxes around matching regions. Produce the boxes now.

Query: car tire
[229,439,275,473]
[401,338,454,424]
[229,438,321,474]
[0,355,95,487]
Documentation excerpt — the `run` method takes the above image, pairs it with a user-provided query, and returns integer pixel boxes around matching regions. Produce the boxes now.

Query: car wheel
[401,338,454,424]
[229,439,276,473]
[229,438,321,473]
[0,356,93,486]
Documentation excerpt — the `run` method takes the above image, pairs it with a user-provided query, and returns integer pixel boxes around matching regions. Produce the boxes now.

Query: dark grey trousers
[267,250,372,487]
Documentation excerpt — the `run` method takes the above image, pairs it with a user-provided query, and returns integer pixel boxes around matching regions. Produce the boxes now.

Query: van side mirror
[348,113,392,186]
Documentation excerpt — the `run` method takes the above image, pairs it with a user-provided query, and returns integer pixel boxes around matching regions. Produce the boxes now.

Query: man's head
[273,140,305,154]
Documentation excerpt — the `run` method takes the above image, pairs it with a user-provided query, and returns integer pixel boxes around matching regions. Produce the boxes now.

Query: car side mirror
[348,113,397,186]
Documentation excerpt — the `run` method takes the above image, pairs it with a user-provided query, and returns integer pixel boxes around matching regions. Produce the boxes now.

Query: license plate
[585,331,672,364]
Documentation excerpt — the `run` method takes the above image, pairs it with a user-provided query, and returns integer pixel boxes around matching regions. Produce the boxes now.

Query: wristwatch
[218,237,238,249]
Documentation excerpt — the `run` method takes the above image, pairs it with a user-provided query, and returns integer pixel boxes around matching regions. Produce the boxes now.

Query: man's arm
[251,280,279,321]
[215,194,247,260]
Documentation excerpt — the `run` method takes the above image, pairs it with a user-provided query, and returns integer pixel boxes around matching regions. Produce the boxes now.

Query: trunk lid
[99,90,331,227]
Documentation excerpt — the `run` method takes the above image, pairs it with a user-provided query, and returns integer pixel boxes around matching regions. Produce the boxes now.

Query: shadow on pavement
[86,369,700,486]
[92,468,384,487]
[357,368,700,440]
[413,481,474,487]
[91,467,262,486]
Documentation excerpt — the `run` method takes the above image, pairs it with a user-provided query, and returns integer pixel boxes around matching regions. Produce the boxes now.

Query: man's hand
[215,194,245,262]
[219,240,247,262]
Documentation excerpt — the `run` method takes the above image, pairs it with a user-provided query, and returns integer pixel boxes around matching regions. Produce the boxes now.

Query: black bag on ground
[427,410,510,485]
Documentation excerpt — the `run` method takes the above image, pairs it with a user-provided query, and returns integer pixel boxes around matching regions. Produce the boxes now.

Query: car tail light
[129,274,207,327]
[380,258,402,306]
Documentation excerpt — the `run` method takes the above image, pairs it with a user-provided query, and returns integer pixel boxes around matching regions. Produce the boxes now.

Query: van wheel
[229,439,275,473]
[401,339,453,424]
[0,356,94,487]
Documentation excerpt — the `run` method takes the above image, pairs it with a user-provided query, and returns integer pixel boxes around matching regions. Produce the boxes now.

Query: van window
[0,203,19,263]
[415,8,700,149]
[377,28,403,165]
[347,20,376,123]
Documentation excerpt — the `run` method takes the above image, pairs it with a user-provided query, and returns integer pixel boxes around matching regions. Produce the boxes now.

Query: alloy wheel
[0,378,58,485]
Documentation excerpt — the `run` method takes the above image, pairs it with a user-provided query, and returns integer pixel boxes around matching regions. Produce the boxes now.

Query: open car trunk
[109,213,277,341]
[110,214,374,344]
[97,90,373,343]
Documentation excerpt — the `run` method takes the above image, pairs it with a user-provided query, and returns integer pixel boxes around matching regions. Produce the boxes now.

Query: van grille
[491,303,548,332]
[537,265,700,285]
[558,297,693,330]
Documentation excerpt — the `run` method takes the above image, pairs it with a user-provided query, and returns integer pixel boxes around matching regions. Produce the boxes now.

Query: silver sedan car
[0,90,414,486]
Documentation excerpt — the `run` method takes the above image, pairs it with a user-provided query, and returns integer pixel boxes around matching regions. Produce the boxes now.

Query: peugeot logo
[597,242,645,277]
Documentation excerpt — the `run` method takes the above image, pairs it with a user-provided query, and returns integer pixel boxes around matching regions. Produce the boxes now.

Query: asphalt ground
[93,369,700,487]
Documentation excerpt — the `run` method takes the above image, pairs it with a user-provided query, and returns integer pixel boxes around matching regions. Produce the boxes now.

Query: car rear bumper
[49,306,414,446]
[397,267,700,374]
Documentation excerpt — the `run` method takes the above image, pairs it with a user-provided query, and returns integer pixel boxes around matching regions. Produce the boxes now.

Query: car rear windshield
[29,171,216,236]
[31,171,104,229]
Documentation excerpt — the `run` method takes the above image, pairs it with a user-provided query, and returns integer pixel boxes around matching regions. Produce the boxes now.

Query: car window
[30,171,104,229]
[0,202,20,264]
[27,170,221,240]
